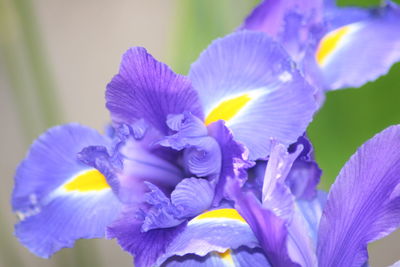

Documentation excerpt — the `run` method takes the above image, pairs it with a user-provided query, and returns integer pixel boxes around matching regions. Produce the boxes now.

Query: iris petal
[317,125,400,267]
[155,208,261,266]
[12,124,121,258]
[163,247,271,267]
[189,31,316,160]
[317,1,400,90]
[106,47,203,134]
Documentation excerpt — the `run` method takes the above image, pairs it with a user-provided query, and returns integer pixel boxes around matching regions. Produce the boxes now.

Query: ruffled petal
[106,47,204,134]
[171,177,214,218]
[163,246,271,267]
[155,207,261,266]
[207,120,254,205]
[189,31,316,160]
[315,1,400,90]
[160,113,222,178]
[142,178,214,231]
[242,0,324,61]
[317,125,400,267]
[12,124,121,258]
[107,207,185,267]
[85,126,183,204]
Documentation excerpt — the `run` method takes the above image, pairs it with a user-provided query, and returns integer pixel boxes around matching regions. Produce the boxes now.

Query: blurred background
[1,0,399,266]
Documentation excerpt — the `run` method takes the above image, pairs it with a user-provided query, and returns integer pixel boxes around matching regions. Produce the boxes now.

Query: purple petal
[286,136,322,200]
[189,31,317,160]
[105,130,183,204]
[226,178,300,267]
[207,120,254,205]
[171,177,214,218]
[317,125,400,267]
[315,2,400,90]
[12,124,121,258]
[155,207,260,265]
[163,247,271,267]
[262,141,301,220]
[107,207,185,267]
[142,183,185,231]
[242,0,324,61]
[160,113,222,178]
[296,190,327,244]
[106,47,203,134]
[142,178,214,231]
[260,141,318,266]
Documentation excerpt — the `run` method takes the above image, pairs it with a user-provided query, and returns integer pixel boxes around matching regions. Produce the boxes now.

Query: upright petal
[12,124,121,258]
[286,135,322,200]
[317,125,400,267]
[106,47,204,134]
[261,141,318,266]
[226,178,300,267]
[315,1,400,90]
[189,31,316,160]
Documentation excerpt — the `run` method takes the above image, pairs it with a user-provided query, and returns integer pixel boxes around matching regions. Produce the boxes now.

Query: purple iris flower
[11,31,317,266]
[242,0,400,104]
[224,125,400,267]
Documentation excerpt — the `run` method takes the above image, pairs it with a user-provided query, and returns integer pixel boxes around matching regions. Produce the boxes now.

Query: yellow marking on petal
[205,94,253,125]
[193,208,246,223]
[64,169,110,192]
[217,249,235,266]
[316,25,352,66]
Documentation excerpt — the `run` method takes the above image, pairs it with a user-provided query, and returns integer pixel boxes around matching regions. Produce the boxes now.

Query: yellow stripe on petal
[192,208,246,223]
[64,169,110,192]
[217,249,235,266]
[205,94,253,125]
[316,25,352,66]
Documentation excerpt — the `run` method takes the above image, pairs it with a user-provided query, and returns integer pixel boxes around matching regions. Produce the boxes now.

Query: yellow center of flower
[205,94,252,125]
[316,25,351,66]
[217,249,235,266]
[64,169,110,192]
[193,208,246,223]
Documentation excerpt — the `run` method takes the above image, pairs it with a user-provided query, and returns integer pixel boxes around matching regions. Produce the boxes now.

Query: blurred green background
[0,0,399,266]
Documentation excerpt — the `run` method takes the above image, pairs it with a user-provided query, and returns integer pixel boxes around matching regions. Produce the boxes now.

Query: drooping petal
[162,246,271,267]
[242,0,324,61]
[12,124,121,258]
[107,207,185,267]
[317,125,400,267]
[106,47,204,134]
[155,207,262,266]
[189,31,316,160]
[315,1,400,90]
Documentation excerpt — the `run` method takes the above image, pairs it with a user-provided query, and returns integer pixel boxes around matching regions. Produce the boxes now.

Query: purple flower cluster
[12,1,400,266]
